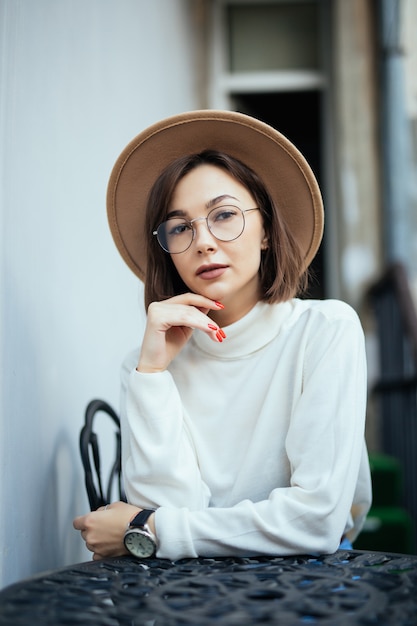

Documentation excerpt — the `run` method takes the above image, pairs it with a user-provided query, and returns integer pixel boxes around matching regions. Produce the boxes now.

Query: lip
[196,263,229,280]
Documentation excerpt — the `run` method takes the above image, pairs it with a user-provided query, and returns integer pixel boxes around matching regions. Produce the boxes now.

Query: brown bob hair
[144,150,308,310]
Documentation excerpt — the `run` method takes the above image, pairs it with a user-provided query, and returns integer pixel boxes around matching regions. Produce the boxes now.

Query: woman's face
[167,164,267,324]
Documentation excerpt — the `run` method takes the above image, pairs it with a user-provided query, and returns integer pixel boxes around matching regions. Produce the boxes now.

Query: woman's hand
[73,501,141,561]
[137,293,226,373]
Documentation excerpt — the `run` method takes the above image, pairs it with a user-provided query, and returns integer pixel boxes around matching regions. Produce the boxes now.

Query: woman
[74,110,372,560]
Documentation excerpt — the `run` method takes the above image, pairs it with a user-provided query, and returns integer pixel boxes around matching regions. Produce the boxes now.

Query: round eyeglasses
[153,206,260,254]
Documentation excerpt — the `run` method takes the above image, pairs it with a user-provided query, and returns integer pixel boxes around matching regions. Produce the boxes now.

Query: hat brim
[107,110,324,281]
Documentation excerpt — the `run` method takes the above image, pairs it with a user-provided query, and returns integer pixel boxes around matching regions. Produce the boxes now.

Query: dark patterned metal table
[1,550,416,625]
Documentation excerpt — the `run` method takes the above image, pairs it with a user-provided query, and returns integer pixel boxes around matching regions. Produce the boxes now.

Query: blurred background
[1,0,416,587]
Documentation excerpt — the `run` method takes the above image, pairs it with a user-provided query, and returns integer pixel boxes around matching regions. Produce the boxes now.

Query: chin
[186,280,224,300]
[201,286,227,301]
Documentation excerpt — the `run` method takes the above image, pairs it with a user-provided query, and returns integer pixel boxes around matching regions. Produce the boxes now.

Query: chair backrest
[79,399,126,511]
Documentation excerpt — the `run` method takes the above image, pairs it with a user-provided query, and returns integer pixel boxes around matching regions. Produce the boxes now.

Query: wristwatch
[123,509,157,558]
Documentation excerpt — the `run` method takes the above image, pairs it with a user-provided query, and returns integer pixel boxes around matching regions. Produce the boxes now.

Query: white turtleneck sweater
[120,299,372,560]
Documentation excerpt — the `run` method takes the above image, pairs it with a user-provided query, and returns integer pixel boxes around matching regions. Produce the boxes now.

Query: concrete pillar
[332,0,382,307]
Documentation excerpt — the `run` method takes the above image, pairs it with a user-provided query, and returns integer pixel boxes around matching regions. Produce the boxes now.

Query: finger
[207,323,227,343]
[166,293,224,311]
[98,505,112,512]
[73,515,85,530]
[147,294,224,329]
[148,302,223,338]
[184,314,227,342]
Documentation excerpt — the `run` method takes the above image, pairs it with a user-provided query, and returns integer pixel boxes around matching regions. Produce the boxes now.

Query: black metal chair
[80,399,126,511]
[367,262,417,551]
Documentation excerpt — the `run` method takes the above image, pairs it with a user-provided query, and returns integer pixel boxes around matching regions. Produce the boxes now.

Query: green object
[369,453,402,507]
[354,454,415,554]
[354,506,414,554]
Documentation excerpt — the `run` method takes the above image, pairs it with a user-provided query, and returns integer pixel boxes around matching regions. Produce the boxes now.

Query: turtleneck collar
[191,300,294,359]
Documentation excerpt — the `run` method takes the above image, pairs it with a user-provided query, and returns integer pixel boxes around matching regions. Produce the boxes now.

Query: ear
[261,236,269,251]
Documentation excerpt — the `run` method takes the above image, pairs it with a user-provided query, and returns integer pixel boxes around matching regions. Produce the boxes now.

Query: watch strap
[129,509,155,529]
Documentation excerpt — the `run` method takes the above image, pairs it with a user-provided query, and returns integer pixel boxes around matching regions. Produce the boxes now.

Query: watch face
[124,529,156,558]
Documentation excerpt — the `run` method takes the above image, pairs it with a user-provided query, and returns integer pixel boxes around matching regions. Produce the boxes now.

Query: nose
[192,218,217,252]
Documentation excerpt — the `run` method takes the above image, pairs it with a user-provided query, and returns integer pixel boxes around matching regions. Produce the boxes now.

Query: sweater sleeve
[152,304,371,559]
[120,356,211,510]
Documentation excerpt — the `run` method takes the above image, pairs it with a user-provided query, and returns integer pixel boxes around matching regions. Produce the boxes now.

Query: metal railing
[367,263,417,550]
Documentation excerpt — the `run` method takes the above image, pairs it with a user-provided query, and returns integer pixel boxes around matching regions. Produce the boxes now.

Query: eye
[211,206,238,222]
[167,221,192,236]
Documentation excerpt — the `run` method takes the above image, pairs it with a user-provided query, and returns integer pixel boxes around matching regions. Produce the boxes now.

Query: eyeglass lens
[155,206,246,254]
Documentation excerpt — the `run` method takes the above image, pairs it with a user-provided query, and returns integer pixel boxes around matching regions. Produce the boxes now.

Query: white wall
[0,0,198,588]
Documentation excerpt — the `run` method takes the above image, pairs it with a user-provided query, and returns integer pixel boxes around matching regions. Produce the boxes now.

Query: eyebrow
[166,195,239,219]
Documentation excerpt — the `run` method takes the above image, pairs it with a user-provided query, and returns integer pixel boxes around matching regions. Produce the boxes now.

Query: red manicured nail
[208,324,218,331]
[219,329,226,339]
[215,301,225,309]
[216,330,223,342]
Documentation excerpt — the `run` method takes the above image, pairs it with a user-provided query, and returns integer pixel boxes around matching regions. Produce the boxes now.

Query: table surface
[1,550,417,625]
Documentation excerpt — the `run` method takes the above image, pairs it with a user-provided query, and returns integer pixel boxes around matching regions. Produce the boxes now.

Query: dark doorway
[231,91,325,299]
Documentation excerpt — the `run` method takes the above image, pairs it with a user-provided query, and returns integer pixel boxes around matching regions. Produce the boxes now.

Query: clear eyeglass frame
[153,205,260,254]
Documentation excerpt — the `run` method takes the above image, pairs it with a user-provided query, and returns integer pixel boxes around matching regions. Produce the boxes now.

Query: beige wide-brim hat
[107,110,324,281]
